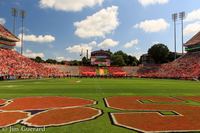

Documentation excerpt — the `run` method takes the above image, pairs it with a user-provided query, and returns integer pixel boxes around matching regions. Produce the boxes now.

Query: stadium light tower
[172,13,178,59]
[179,11,186,55]
[11,8,18,35]
[20,10,26,55]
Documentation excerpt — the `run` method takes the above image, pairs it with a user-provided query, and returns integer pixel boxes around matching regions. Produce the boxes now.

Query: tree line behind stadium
[31,44,181,67]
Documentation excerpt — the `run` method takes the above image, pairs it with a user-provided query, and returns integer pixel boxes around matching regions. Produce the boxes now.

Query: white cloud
[66,41,97,54]
[124,39,139,48]
[39,0,103,12]
[134,18,169,32]
[98,39,119,48]
[138,0,169,6]
[184,21,200,36]
[16,41,22,47]
[18,34,55,43]
[24,49,45,58]
[66,39,118,55]
[152,41,160,44]
[74,6,119,38]
[56,56,65,61]
[186,9,200,22]
[56,56,71,61]
[128,52,144,59]
[0,18,6,25]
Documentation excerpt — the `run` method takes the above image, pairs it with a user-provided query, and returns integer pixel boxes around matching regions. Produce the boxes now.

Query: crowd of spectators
[137,52,200,80]
[108,67,127,77]
[3,47,200,80]
[0,48,66,80]
[79,66,127,77]
[79,66,96,77]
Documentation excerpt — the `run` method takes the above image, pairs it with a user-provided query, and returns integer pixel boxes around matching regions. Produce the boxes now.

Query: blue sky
[0,0,200,61]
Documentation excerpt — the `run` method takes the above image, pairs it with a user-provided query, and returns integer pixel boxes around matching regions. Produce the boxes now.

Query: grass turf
[0,78,200,133]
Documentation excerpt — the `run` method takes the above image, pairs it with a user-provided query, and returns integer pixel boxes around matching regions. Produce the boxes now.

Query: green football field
[0,78,200,133]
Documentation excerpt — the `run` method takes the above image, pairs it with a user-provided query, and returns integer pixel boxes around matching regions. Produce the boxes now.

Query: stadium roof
[185,31,200,46]
[91,49,111,57]
[0,24,20,42]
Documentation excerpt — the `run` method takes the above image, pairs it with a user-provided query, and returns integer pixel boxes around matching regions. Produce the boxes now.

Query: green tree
[111,55,126,66]
[167,52,182,62]
[113,51,138,66]
[70,60,80,66]
[127,55,139,66]
[114,51,128,65]
[82,57,90,66]
[46,59,58,64]
[148,43,169,64]
[34,56,44,63]
[60,61,66,65]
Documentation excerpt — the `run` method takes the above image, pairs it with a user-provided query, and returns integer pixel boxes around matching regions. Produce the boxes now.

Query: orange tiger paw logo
[0,96,102,128]
[105,96,200,133]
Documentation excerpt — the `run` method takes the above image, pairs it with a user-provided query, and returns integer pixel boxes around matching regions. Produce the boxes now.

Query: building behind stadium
[91,49,111,67]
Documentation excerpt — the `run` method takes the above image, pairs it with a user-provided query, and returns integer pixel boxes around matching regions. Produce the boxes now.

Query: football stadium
[1,0,200,133]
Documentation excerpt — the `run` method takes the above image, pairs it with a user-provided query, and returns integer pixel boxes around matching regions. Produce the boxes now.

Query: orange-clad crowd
[0,48,67,80]
[137,52,200,79]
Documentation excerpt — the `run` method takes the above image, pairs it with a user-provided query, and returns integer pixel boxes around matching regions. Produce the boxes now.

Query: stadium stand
[108,67,127,77]
[137,65,160,78]
[137,31,200,80]
[0,24,66,80]
[80,66,96,77]
[137,52,200,79]
[55,65,79,76]
[0,48,66,80]
[185,31,200,52]
[0,25,19,42]
[0,24,19,50]
[158,52,200,79]
[1,23,200,80]
[122,66,139,77]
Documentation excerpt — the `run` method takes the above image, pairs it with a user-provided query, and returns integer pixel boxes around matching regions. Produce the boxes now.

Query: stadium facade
[91,49,111,67]
[185,31,200,52]
[0,24,19,49]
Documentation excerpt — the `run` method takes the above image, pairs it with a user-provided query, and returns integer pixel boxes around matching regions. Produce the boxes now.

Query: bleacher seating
[122,66,139,77]
[3,46,200,80]
[137,52,200,79]
[108,67,127,77]
[55,65,79,76]
[79,66,96,77]
[0,48,65,80]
